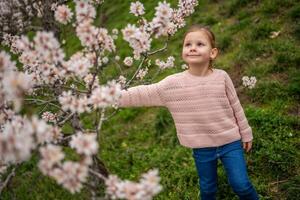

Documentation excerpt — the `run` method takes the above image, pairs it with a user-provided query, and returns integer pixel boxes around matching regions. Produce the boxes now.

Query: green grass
[1,0,300,199]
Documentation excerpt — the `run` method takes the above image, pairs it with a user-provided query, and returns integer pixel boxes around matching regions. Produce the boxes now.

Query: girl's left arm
[224,72,253,143]
[116,77,167,108]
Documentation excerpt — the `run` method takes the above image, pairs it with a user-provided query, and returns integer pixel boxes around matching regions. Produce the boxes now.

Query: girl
[117,24,259,200]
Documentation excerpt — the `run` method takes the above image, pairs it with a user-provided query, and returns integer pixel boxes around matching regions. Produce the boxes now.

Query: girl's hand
[243,141,252,153]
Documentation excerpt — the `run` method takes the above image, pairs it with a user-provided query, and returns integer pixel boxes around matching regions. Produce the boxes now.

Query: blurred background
[1,0,299,199]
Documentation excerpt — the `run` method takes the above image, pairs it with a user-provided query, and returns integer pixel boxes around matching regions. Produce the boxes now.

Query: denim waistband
[192,139,242,152]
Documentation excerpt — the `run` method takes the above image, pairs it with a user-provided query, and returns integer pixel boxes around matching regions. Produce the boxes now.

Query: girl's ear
[210,48,219,60]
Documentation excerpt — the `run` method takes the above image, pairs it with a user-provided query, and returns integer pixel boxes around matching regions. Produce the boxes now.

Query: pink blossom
[136,67,148,80]
[66,55,92,78]
[54,5,73,24]
[90,80,122,108]
[2,71,33,111]
[70,132,98,156]
[123,56,133,66]
[130,1,145,17]
[33,31,65,64]
[0,116,35,164]
[105,169,163,200]
[155,56,175,70]
[60,161,88,193]
[75,0,96,23]
[122,24,138,41]
[42,111,57,123]
[0,51,17,75]
[39,144,64,168]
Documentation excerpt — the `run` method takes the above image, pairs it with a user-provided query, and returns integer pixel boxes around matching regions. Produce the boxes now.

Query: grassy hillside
[1,0,300,199]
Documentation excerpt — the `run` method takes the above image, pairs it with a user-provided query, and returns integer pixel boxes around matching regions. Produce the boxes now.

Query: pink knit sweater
[117,68,253,148]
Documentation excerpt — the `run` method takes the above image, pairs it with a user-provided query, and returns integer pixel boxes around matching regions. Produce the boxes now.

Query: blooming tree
[0,0,198,199]
[0,0,70,40]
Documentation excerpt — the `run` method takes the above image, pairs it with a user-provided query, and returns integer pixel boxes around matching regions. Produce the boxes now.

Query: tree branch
[0,166,16,194]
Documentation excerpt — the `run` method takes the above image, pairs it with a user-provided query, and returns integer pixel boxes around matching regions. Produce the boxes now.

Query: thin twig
[102,109,119,121]
[89,169,107,181]
[124,55,147,89]
[60,86,88,94]
[74,79,87,88]
[96,108,106,140]
[148,38,169,56]
[268,179,289,185]
[24,98,64,112]
[88,49,101,95]
[112,58,123,75]
[146,67,162,84]
[0,167,16,194]
[38,103,49,115]
[57,112,75,126]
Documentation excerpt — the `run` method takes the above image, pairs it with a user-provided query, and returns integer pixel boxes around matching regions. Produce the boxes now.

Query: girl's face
[182,30,218,66]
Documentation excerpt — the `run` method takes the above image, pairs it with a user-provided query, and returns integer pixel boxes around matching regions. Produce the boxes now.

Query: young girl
[117,24,259,200]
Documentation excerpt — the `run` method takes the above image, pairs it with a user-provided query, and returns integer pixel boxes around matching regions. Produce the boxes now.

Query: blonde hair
[182,24,218,69]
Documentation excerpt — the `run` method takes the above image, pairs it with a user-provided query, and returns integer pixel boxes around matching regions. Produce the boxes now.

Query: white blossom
[58,91,90,113]
[130,1,145,17]
[33,31,65,64]
[90,80,122,108]
[102,56,109,64]
[39,144,64,169]
[105,169,163,200]
[112,28,119,35]
[155,56,175,70]
[50,161,89,194]
[115,55,120,61]
[181,63,188,69]
[123,56,133,66]
[70,132,98,156]
[66,55,92,78]
[30,116,62,144]
[75,0,96,23]
[117,75,127,88]
[0,116,35,164]
[136,67,148,80]
[54,5,73,24]
[2,71,33,111]
[242,76,257,89]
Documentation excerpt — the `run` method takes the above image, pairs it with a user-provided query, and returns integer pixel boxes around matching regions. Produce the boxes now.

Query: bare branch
[124,55,147,89]
[96,107,106,139]
[24,98,65,113]
[57,112,75,126]
[148,36,170,56]
[0,166,16,194]
[89,169,107,181]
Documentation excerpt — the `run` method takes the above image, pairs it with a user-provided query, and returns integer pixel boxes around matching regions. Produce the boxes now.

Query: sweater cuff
[240,126,253,142]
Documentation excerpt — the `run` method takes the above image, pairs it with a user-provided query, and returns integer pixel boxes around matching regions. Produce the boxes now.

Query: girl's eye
[197,43,203,46]
[185,43,191,46]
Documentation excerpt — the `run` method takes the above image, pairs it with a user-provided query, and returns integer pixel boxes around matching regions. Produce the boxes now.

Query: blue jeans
[192,139,259,200]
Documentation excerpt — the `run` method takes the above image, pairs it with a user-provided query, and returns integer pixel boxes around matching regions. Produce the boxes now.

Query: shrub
[250,22,276,40]
[288,4,300,21]
[217,33,232,53]
[225,0,256,17]
[247,80,288,104]
[247,106,300,177]
[287,69,300,100]
[270,40,300,72]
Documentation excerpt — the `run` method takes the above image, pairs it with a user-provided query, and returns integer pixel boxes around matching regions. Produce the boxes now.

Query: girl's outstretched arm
[224,72,253,143]
[117,79,166,108]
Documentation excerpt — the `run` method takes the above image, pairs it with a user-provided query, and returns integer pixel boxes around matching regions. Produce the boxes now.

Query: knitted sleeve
[117,78,167,108]
[224,72,253,142]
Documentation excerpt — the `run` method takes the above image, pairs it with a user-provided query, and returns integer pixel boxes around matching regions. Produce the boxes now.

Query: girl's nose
[190,45,197,51]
